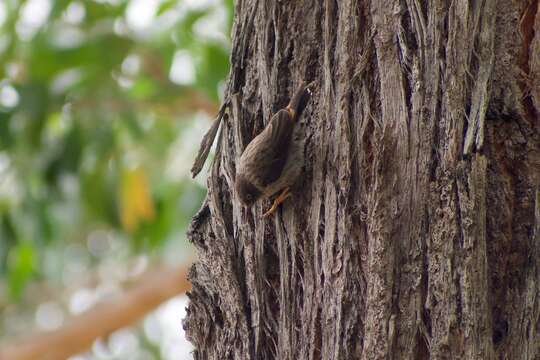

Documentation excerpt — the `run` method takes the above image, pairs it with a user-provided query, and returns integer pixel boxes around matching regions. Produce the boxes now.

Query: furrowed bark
[184,1,540,359]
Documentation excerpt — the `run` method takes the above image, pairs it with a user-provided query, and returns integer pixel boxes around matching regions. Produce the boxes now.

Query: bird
[235,81,312,217]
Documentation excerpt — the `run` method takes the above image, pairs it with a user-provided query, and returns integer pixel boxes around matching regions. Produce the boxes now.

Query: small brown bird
[235,81,312,217]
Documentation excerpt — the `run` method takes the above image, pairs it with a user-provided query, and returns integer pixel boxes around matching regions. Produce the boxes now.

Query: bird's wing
[249,109,294,186]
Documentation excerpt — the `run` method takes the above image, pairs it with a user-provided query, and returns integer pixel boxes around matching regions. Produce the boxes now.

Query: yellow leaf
[120,167,155,233]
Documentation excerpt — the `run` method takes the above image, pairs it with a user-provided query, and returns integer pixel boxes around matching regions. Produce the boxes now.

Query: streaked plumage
[235,82,311,213]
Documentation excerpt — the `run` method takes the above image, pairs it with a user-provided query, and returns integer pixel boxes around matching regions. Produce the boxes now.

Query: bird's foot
[262,188,292,218]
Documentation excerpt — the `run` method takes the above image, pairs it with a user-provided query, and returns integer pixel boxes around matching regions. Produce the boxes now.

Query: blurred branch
[72,89,220,118]
[164,90,221,116]
[0,265,191,360]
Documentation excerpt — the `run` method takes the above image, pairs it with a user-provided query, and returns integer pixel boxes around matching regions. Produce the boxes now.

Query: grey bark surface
[184,0,540,359]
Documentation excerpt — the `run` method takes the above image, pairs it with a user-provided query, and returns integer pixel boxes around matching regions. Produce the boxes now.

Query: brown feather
[235,81,312,207]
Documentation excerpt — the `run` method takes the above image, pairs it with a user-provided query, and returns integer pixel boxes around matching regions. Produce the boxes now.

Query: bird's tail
[286,81,314,121]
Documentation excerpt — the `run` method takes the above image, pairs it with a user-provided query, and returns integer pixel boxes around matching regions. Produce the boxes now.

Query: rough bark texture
[184,0,540,359]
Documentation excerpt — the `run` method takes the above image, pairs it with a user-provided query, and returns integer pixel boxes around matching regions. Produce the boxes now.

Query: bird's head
[235,174,262,207]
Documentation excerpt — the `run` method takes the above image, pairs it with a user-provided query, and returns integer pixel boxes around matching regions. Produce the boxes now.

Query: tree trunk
[184,0,540,359]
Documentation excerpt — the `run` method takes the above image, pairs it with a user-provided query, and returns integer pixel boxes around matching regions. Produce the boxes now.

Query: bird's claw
[262,205,279,218]
[262,188,292,218]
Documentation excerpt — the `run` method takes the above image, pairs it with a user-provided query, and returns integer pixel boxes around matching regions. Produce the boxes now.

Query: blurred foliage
[0,0,232,302]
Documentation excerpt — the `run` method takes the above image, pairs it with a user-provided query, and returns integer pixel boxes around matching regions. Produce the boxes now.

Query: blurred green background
[0,0,232,358]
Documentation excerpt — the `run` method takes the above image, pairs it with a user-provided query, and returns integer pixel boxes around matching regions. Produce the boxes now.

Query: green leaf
[129,77,158,99]
[195,43,229,100]
[7,243,37,300]
[157,0,178,16]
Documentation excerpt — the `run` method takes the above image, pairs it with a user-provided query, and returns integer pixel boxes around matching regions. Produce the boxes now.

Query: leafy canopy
[0,0,232,301]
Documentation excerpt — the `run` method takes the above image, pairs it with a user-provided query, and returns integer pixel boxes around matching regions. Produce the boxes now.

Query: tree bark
[184,0,540,359]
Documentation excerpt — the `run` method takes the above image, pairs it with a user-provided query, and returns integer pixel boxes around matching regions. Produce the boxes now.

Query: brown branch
[0,265,191,360]
[72,89,220,118]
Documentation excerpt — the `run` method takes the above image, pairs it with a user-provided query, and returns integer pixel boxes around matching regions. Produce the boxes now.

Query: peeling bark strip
[184,1,540,359]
